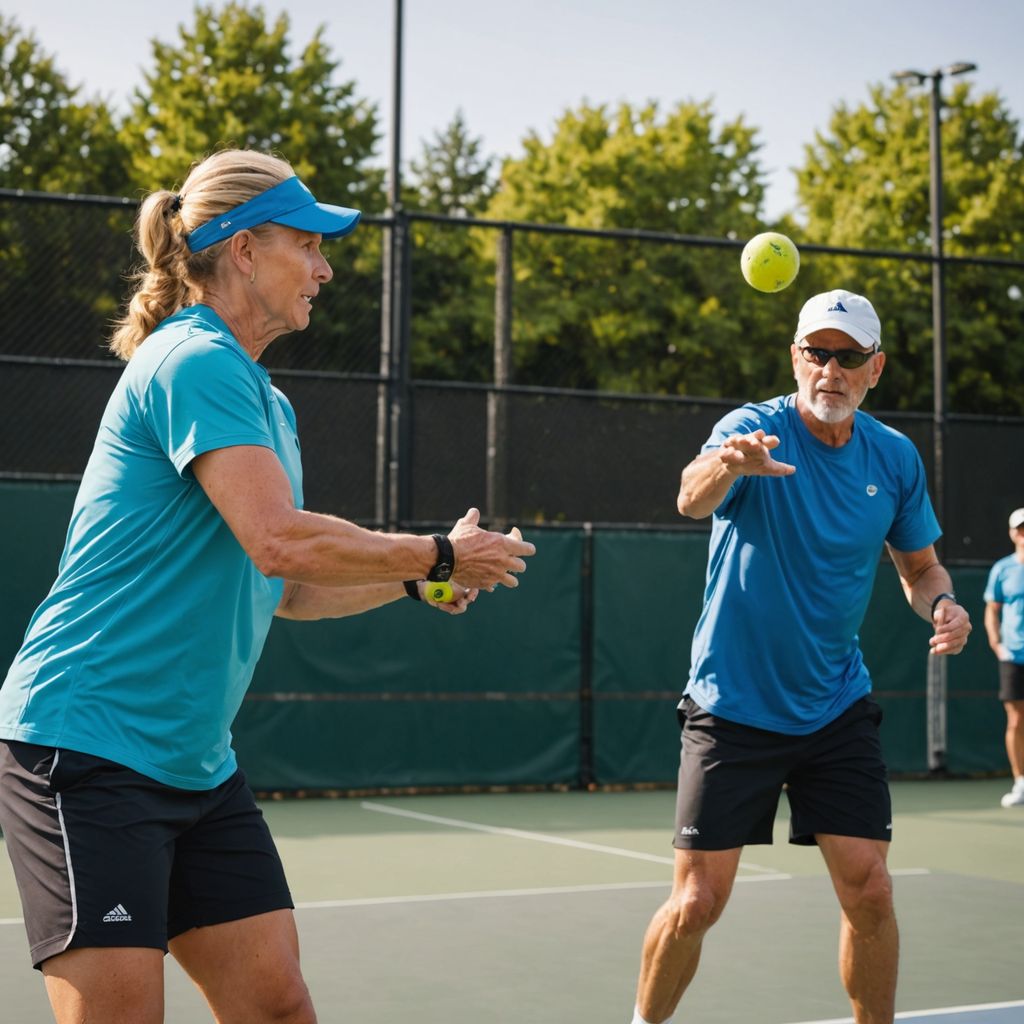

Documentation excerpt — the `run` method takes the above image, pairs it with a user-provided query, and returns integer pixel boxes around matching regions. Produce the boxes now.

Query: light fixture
[943,61,977,77]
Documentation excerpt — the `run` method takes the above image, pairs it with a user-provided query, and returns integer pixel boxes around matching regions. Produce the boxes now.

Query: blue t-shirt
[984,555,1024,662]
[0,305,304,789]
[684,394,940,734]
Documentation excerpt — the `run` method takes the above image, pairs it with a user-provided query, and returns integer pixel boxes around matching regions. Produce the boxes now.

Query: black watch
[427,533,455,582]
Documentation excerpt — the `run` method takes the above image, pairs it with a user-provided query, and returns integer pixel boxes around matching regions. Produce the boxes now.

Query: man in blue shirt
[983,507,1024,807]
[629,289,971,1024]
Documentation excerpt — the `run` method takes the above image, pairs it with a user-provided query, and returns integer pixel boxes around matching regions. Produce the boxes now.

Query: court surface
[1,777,1022,1023]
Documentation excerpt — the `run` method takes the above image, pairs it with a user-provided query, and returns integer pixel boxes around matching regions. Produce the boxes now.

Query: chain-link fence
[2,189,1024,564]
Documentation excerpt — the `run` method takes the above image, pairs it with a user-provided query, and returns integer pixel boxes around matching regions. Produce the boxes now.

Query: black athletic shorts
[673,695,892,850]
[0,741,293,969]
[998,661,1024,702]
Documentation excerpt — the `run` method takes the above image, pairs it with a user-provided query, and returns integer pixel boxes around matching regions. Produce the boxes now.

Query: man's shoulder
[854,410,919,452]
[745,393,791,417]
[715,394,792,433]
[992,554,1022,575]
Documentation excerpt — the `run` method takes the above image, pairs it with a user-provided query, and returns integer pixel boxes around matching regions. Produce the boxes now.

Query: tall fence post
[578,522,595,788]
[389,212,413,530]
[376,212,413,532]
[487,226,513,528]
[375,222,394,528]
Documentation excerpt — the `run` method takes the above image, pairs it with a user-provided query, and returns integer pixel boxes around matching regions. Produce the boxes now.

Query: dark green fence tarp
[2,482,76,661]
[590,531,939,781]
[0,482,1010,788]
[947,567,1006,775]
[235,529,583,790]
[590,530,706,784]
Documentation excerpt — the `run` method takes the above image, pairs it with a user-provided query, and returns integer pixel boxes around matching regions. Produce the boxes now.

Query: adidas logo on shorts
[102,904,132,923]
[679,825,700,837]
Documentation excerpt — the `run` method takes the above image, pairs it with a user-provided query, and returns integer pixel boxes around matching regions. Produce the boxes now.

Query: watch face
[431,561,454,582]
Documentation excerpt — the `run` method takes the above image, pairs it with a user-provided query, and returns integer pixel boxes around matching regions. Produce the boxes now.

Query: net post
[926,653,948,775]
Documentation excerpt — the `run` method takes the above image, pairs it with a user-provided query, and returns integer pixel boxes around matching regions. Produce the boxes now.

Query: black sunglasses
[798,345,876,370]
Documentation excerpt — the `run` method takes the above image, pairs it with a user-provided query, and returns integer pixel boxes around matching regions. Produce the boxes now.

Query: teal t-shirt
[984,555,1024,662]
[684,394,940,734]
[0,305,304,789]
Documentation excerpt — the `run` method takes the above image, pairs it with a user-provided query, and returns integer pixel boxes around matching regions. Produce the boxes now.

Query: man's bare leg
[818,834,898,1024]
[633,847,742,1023]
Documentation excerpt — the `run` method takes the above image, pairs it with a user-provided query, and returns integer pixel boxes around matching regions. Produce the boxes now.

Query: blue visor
[186,176,361,253]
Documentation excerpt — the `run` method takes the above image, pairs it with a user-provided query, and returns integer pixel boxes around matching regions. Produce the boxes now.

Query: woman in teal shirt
[0,148,534,1024]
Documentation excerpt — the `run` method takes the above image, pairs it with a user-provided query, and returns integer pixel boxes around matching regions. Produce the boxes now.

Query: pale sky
[5,0,1023,223]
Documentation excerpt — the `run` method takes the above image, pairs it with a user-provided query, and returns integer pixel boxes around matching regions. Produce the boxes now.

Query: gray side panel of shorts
[0,743,77,967]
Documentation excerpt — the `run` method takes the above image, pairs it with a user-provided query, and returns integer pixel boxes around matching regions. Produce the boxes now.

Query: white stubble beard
[799,379,864,424]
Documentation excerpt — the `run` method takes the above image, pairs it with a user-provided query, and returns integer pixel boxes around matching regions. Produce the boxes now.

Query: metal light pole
[377,0,410,530]
[891,61,976,774]
[388,0,404,214]
[891,62,976,538]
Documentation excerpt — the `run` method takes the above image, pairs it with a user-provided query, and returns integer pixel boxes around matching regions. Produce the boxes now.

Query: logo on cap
[827,301,848,313]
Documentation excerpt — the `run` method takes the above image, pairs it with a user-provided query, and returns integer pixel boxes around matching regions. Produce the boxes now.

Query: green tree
[0,14,129,193]
[118,2,387,374]
[797,81,1024,413]
[120,2,383,208]
[0,15,133,362]
[483,100,782,396]
[403,111,497,380]
[406,111,496,216]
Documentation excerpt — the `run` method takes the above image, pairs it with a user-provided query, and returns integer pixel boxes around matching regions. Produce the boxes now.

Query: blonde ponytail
[109,191,192,359]
[108,150,295,360]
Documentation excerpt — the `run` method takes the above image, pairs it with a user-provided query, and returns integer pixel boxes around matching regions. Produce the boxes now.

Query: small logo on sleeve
[102,904,133,923]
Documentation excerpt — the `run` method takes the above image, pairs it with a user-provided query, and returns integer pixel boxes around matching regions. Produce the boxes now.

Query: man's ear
[867,350,886,389]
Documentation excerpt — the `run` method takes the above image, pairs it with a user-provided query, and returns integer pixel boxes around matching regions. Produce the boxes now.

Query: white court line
[295,872,798,911]
[0,872,800,928]
[296,880,674,909]
[360,800,788,875]
[0,866,932,927]
[782,998,1024,1023]
[0,819,933,929]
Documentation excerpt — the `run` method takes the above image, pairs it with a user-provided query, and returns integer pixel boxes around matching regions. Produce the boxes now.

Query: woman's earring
[249,269,256,284]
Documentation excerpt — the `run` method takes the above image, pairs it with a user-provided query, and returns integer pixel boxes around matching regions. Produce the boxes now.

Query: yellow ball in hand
[424,582,454,603]
[740,232,800,293]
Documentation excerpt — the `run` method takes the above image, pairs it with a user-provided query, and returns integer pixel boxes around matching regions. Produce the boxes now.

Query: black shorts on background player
[998,661,1024,702]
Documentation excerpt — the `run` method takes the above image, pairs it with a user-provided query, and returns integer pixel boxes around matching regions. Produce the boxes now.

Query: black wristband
[427,533,455,582]
[403,580,422,601]
[930,591,956,617]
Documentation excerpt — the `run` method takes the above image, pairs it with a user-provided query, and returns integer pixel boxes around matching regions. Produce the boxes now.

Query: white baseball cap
[794,289,882,351]
[1009,508,1024,529]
